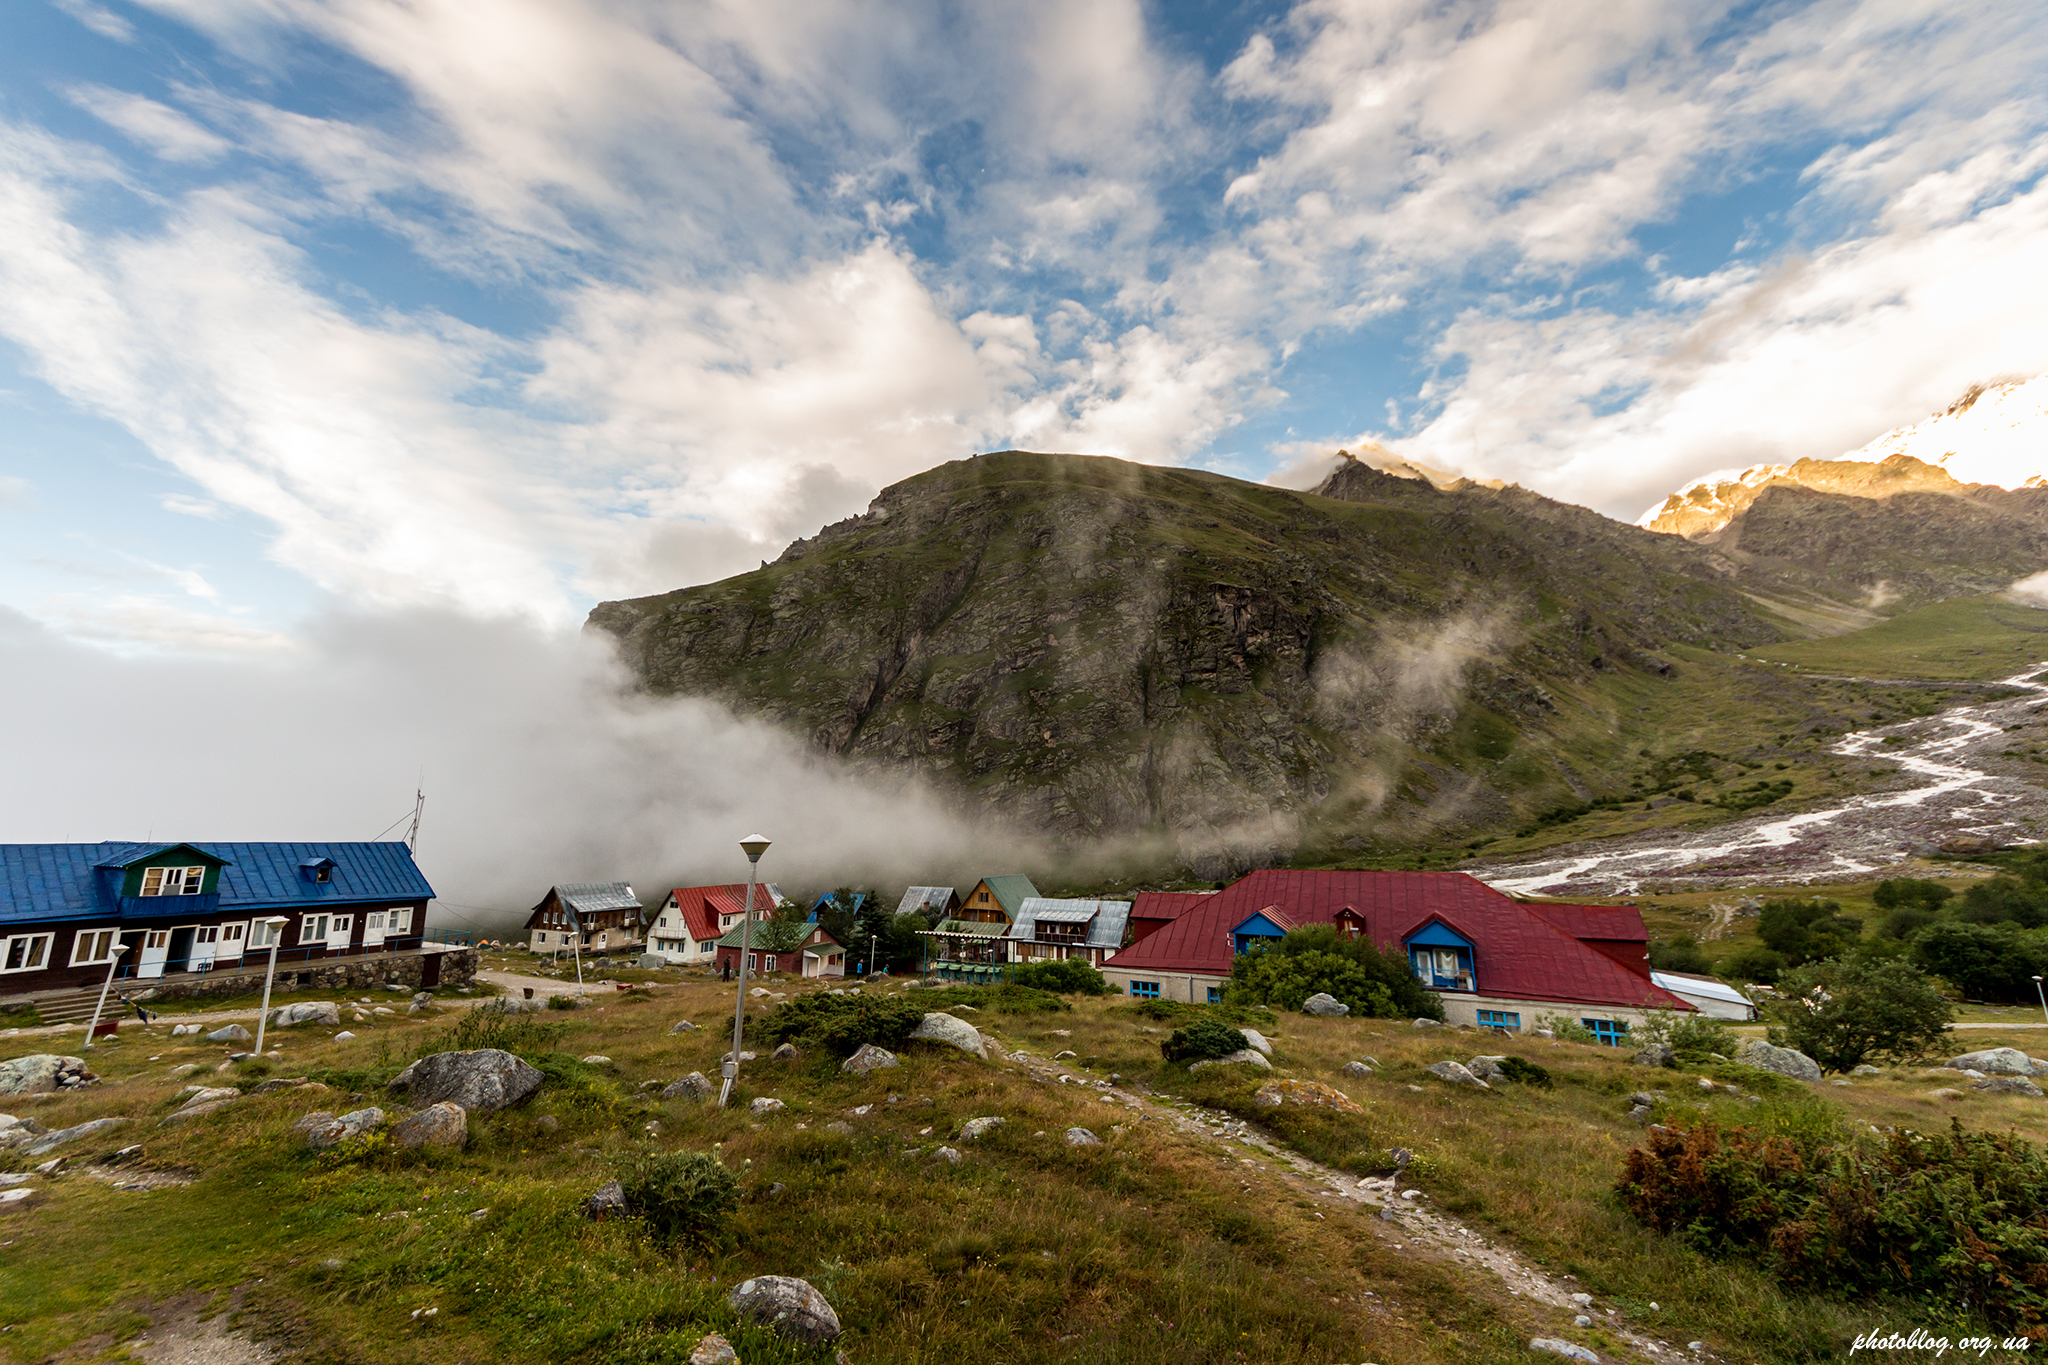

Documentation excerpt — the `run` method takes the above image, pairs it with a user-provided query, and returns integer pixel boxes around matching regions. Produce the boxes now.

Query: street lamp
[81,936,134,1050]
[2034,975,2047,1027]
[718,834,772,1109]
[251,916,292,1057]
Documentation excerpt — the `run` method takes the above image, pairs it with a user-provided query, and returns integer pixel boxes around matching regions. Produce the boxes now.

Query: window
[1,933,53,972]
[1582,1018,1630,1047]
[145,929,170,950]
[70,929,121,966]
[1206,986,1223,1004]
[139,865,206,897]
[220,922,244,944]
[247,920,280,950]
[534,931,549,946]
[196,925,219,945]
[1476,1009,1521,1029]
[330,915,352,941]
[388,908,412,934]
[301,914,329,943]
[1409,945,1475,992]
[365,911,385,932]
[1129,980,1160,999]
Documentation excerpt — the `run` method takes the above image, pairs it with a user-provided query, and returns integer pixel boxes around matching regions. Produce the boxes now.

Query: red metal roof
[1101,869,1690,1012]
[667,884,774,943]
[1131,891,1215,922]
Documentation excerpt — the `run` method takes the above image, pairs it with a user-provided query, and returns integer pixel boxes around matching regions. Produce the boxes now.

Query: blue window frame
[1582,1018,1629,1046]
[1206,986,1223,1004]
[1476,1009,1520,1029]
[1129,980,1160,999]
[1408,945,1475,991]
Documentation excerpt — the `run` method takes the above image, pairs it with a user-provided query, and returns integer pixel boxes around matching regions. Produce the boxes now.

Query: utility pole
[719,835,772,1109]
[406,782,425,853]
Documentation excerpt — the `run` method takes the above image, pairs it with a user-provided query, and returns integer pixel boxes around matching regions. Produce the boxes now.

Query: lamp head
[739,834,772,863]
[265,915,290,928]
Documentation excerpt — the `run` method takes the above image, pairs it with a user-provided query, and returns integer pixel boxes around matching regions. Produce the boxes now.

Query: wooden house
[649,883,785,964]
[713,919,845,978]
[525,883,645,956]
[920,875,1038,981]
[1003,897,1131,967]
[894,886,960,919]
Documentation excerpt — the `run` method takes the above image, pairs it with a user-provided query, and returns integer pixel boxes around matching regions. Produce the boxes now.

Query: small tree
[1647,933,1711,973]
[1756,899,1862,966]
[1225,925,1442,1020]
[1912,919,2046,1001]
[1769,956,1953,1073]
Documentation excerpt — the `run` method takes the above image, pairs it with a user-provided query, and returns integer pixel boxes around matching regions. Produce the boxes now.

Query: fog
[0,608,1040,937]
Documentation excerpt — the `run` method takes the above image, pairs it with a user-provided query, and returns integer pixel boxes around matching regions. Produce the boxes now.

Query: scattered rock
[206,1025,253,1045]
[1975,1075,2044,1097]
[179,1086,239,1109]
[750,1097,786,1114]
[24,1116,131,1156]
[388,1049,543,1113]
[392,1101,468,1150]
[1946,1047,2042,1077]
[1851,1064,1884,1077]
[1928,1088,1968,1101]
[772,1043,800,1061]
[1239,1028,1274,1056]
[1530,1339,1600,1363]
[170,1023,201,1037]
[1466,1055,1507,1082]
[824,1121,855,1136]
[1340,1061,1374,1079]
[1253,1079,1363,1113]
[298,1107,385,1150]
[1188,1049,1272,1072]
[580,1055,612,1065]
[749,987,772,998]
[583,1179,628,1220]
[958,1116,1004,1141]
[668,1020,699,1034]
[333,1031,357,1042]
[1424,1060,1490,1089]
[1053,1050,1078,1060]
[726,1275,842,1345]
[1630,1043,1676,1069]
[1301,992,1349,1017]
[908,1012,987,1059]
[662,1072,713,1101]
[1532,1027,1555,1039]
[1736,1040,1822,1083]
[1570,1292,1593,1307]
[1412,1018,1446,1029]
[932,1146,962,1165]
[687,1333,739,1365]
[1574,1315,1594,1328]
[267,1001,342,1029]
[1065,1127,1101,1147]
[251,1077,311,1094]
[720,1052,758,1065]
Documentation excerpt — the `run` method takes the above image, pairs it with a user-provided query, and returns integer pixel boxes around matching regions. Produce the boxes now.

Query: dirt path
[1000,1047,1703,1365]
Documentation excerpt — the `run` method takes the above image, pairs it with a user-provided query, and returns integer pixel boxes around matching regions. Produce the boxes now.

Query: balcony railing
[115,935,429,979]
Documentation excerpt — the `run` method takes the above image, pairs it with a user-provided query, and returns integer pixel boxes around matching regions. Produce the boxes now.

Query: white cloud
[63,85,230,163]
[53,0,136,43]
[0,475,31,510]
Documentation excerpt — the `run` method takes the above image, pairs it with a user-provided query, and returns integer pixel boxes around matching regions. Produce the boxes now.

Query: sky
[1,0,2045,909]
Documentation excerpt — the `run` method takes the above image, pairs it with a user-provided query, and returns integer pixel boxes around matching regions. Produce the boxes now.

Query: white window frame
[68,928,121,966]
[220,922,245,945]
[328,915,352,944]
[365,910,385,933]
[247,920,280,950]
[301,914,329,944]
[139,864,207,897]
[387,908,411,934]
[195,925,220,946]
[1,933,55,973]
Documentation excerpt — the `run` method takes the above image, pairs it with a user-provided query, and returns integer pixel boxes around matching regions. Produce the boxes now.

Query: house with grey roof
[525,883,645,956]
[1004,897,1131,968]
[895,885,961,920]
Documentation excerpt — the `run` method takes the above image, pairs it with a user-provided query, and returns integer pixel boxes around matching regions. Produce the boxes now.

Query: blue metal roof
[0,842,435,925]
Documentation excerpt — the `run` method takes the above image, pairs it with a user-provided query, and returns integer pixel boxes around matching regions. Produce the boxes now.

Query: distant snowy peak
[1641,375,2048,537]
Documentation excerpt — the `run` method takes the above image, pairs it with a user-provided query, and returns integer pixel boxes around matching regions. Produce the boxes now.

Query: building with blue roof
[0,841,435,999]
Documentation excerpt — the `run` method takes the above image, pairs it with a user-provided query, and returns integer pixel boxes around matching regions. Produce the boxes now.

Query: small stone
[1064,1127,1101,1147]
[1412,1017,1446,1029]
[1341,1061,1373,1078]
[841,1044,900,1075]
[958,1116,1004,1141]
[662,1072,713,1101]
[580,1055,611,1065]
[1425,1060,1489,1089]
[824,1121,855,1136]
[1574,1314,1593,1327]
[1851,1064,1883,1077]
[333,1032,357,1042]
[933,1146,962,1164]
[205,1025,252,1044]
[1301,992,1349,1017]
[750,1097,786,1114]
[583,1179,628,1220]
[687,1333,739,1365]
[391,1101,467,1150]
[772,1043,800,1061]
[669,1020,698,1033]
[1053,1050,1077,1060]
[1530,1338,1600,1363]
[726,1275,842,1345]
[1570,1292,1593,1306]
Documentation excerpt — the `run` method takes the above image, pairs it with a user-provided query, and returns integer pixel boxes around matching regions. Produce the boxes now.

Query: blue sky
[3,0,2047,653]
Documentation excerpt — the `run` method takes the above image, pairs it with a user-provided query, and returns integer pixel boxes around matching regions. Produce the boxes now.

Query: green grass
[1749,593,2048,680]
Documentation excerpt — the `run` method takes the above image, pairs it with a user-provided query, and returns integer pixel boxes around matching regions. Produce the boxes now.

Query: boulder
[1301,993,1349,1017]
[687,1334,739,1365]
[1851,1064,1884,1077]
[0,1055,95,1096]
[24,1116,130,1156]
[392,1101,469,1149]
[957,1116,1004,1141]
[388,1049,543,1113]
[1630,1043,1676,1069]
[726,1275,842,1345]
[1975,1075,2044,1097]
[772,1043,800,1061]
[170,1023,201,1037]
[1188,1049,1272,1072]
[668,1020,699,1034]
[267,1001,342,1028]
[1424,1060,1490,1089]
[1736,1040,1822,1083]
[160,1100,236,1126]
[750,1097,786,1114]
[583,1179,628,1220]
[1064,1127,1102,1147]
[178,1086,239,1109]
[1412,1017,1446,1029]
[1529,1339,1600,1363]
[1238,1029,1274,1057]
[842,1044,900,1076]
[662,1072,714,1101]
[1466,1055,1507,1082]
[908,1012,987,1059]
[298,1107,385,1150]
[1946,1047,2039,1077]
[933,1146,962,1164]
[1341,1060,1374,1079]
[206,1025,253,1044]
[1253,1079,1364,1114]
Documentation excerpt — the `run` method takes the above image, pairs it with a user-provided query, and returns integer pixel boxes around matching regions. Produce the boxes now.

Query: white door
[191,925,220,971]
[327,915,353,952]
[214,921,246,963]
[362,910,387,950]
[137,928,170,978]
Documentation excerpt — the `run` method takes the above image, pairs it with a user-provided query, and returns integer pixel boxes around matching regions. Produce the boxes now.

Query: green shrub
[1161,1018,1250,1064]
[1769,955,1953,1072]
[1874,877,1953,912]
[1226,926,1441,1020]
[1008,959,1112,995]
[1494,1056,1552,1087]
[1620,1118,2048,1331]
[1913,919,2048,1001]
[431,1009,568,1059]
[619,1149,740,1249]
[916,984,1070,1014]
[1532,1012,1599,1045]
[544,993,580,1011]
[1646,933,1710,973]
[1756,899,1862,966]
[754,992,926,1057]
[1721,946,1788,984]
[1632,1008,1739,1061]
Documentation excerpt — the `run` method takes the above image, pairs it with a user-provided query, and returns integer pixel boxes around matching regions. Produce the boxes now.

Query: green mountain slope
[589,452,1802,869]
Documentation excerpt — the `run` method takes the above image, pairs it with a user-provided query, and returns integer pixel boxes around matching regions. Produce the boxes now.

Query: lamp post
[80,936,133,1050]
[250,916,291,1057]
[571,917,585,997]
[870,933,878,981]
[2034,975,2047,1027]
[718,834,772,1109]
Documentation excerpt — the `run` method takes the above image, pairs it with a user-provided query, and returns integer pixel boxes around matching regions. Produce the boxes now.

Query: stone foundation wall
[122,948,478,1003]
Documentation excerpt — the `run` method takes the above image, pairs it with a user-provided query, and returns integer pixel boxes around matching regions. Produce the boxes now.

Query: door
[190,925,220,972]
[137,928,171,978]
[164,925,197,974]
[421,952,441,988]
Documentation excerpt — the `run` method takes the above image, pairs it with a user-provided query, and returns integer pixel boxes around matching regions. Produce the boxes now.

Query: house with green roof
[712,916,845,978]
[960,876,1039,925]
[920,875,1039,982]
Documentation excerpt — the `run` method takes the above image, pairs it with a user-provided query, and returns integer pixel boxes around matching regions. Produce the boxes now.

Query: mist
[0,608,1038,938]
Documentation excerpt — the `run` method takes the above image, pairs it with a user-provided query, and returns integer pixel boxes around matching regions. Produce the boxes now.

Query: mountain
[588,452,1791,870]
[1638,377,2048,608]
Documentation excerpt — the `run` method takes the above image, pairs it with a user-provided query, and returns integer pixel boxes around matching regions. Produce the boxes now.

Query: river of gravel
[1469,664,2048,899]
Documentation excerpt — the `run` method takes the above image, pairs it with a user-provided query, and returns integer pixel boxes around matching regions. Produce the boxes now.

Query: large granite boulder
[1737,1040,1822,1082]
[1466,1055,1507,1082]
[296,1107,386,1150]
[1302,993,1349,1017]
[0,1054,95,1096]
[1975,1075,2044,1097]
[267,1001,342,1028]
[1189,1049,1272,1072]
[206,1024,252,1044]
[1630,1043,1676,1069]
[23,1116,130,1157]
[662,1072,713,1101]
[1946,1048,2042,1077]
[1239,1029,1274,1056]
[841,1044,900,1075]
[1425,1060,1490,1089]
[726,1275,842,1345]
[908,1012,986,1059]
[388,1049,543,1113]
[392,1101,468,1149]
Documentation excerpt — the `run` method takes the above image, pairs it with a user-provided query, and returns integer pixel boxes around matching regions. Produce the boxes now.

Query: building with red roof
[1126,890,1214,946]
[648,882,785,965]
[1099,869,1691,1040]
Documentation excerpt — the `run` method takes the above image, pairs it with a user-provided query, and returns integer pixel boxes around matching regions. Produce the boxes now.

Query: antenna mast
[406,781,425,853]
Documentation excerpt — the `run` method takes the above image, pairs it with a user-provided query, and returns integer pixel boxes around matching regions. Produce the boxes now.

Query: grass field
[3,975,2040,1363]
[1748,593,2048,680]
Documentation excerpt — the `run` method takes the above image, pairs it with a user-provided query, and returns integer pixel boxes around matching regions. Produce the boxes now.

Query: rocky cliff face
[589,452,1785,868]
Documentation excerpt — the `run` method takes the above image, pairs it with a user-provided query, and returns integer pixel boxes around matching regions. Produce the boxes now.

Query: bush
[1721,946,1788,984]
[1632,1008,1739,1061]
[1494,1056,1552,1087]
[619,1149,740,1248]
[1161,1018,1250,1064]
[1620,1118,2048,1331]
[544,993,580,1010]
[1225,926,1442,1020]
[1756,898,1862,966]
[1647,933,1710,973]
[1957,877,2048,928]
[1532,1012,1599,1045]
[1007,959,1112,995]
[1770,955,1953,1073]
[1874,877,1952,912]
[917,984,1069,1014]
[1912,919,2047,1001]
[753,992,927,1057]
